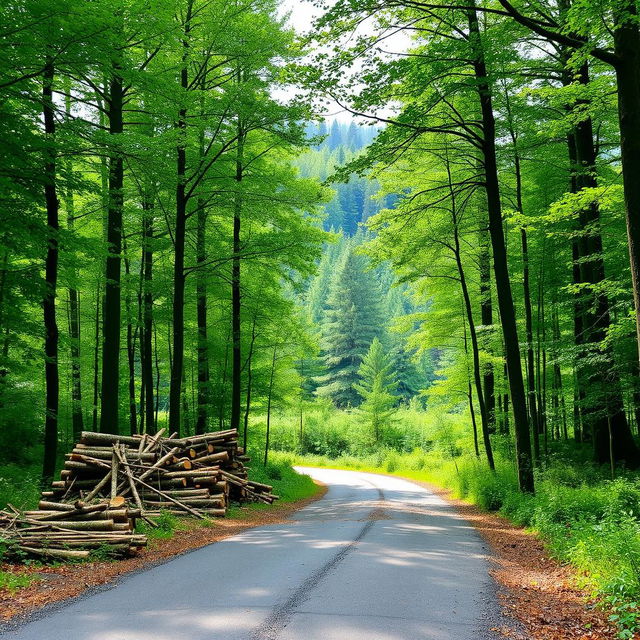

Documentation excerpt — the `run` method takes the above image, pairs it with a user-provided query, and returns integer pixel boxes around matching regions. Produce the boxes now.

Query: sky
[277,0,408,124]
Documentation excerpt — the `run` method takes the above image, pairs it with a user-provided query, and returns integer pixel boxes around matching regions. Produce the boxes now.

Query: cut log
[80,431,141,446]
[191,451,229,465]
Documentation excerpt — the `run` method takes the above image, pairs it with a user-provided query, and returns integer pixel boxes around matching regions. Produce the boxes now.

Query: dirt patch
[406,478,615,640]
[0,482,327,624]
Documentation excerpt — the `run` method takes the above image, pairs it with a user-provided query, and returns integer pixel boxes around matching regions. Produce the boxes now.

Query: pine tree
[316,246,384,407]
[355,337,398,441]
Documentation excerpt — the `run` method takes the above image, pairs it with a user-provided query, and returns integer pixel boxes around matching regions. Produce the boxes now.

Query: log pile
[0,499,145,560]
[0,429,278,561]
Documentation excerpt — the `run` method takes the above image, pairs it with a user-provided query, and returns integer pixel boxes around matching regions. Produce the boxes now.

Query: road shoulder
[403,477,615,640]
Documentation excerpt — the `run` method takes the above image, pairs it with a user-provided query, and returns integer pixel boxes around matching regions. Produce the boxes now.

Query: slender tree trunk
[230,117,245,433]
[141,199,155,434]
[42,55,59,485]
[0,250,9,406]
[263,346,277,467]
[100,65,124,434]
[123,242,137,436]
[219,340,230,429]
[168,2,193,438]
[64,89,84,441]
[242,314,257,449]
[450,187,494,469]
[478,206,495,431]
[196,199,210,434]
[463,307,480,457]
[92,283,100,431]
[468,4,533,491]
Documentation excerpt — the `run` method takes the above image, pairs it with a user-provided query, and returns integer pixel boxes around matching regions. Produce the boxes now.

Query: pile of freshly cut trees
[0,429,278,560]
[0,498,145,560]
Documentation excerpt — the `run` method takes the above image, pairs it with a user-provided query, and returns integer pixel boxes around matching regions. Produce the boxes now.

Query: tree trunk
[42,55,59,486]
[449,167,494,469]
[468,4,534,491]
[613,7,640,370]
[100,65,124,434]
[230,118,244,433]
[123,242,137,436]
[566,61,640,466]
[92,283,101,432]
[64,89,84,442]
[242,315,257,450]
[522,227,539,460]
[168,2,193,437]
[264,346,277,467]
[478,206,495,431]
[196,201,210,435]
[141,199,155,434]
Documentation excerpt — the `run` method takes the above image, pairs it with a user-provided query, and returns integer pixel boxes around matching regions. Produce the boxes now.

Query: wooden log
[163,468,219,479]
[142,499,225,508]
[159,508,226,517]
[137,447,181,481]
[191,451,229,465]
[247,480,273,492]
[38,500,77,511]
[191,477,225,487]
[170,429,238,446]
[167,457,192,471]
[80,431,141,446]
[24,519,120,531]
[138,489,210,498]
[70,450,157,462]
[142,428,166,452]
[147,477,188,489]
[124,475,204,519]
[18,546,91,559]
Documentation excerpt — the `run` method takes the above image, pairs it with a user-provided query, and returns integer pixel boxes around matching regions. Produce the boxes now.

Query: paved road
[1,468,506,640]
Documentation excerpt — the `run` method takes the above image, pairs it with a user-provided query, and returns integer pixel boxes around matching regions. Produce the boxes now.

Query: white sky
[277,0,408,124]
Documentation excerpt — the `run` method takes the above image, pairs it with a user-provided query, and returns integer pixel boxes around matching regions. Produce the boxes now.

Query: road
[1,468,506,640]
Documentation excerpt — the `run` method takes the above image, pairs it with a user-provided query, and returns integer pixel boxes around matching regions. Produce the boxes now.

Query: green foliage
[0,465,41,510]
[315,241,385,407]
[355,337,398,443]
[0,569,35,594]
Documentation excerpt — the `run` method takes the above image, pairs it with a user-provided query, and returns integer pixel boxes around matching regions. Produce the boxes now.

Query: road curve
[1,468,507,640]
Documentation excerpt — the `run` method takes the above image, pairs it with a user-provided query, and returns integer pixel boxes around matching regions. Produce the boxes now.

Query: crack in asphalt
[250,481,384,640]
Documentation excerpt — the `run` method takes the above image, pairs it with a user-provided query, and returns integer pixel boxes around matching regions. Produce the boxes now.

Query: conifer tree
[316,245,384,406]
[355,337,398,442]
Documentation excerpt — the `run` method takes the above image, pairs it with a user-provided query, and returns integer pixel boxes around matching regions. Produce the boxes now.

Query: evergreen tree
[316,246,384,407]
[355,337,398,442]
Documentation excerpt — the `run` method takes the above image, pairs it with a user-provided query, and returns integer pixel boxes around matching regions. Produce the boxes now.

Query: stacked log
[1,429,278,561]
[0,500,145,560]
[46,428,278,518]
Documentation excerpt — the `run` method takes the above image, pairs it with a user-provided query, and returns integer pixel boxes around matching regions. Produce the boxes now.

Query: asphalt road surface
[1,468,507,640]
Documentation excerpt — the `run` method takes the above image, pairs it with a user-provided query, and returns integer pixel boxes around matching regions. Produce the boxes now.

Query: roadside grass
[270,447,640,639]
[0,569,35,594]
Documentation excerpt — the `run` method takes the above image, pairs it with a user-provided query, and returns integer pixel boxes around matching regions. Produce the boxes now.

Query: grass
[0,463,41,511]
[0,570,35,594]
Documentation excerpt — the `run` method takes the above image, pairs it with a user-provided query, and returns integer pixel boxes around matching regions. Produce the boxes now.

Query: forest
[3,0,640,635]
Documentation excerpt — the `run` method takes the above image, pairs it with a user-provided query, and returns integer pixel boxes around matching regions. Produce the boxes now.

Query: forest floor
[407,477,616,640]
[0,481,327,626]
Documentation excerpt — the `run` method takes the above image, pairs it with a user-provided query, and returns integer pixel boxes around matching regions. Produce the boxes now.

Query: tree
[316,242,384,407]
[355,337,397,442]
